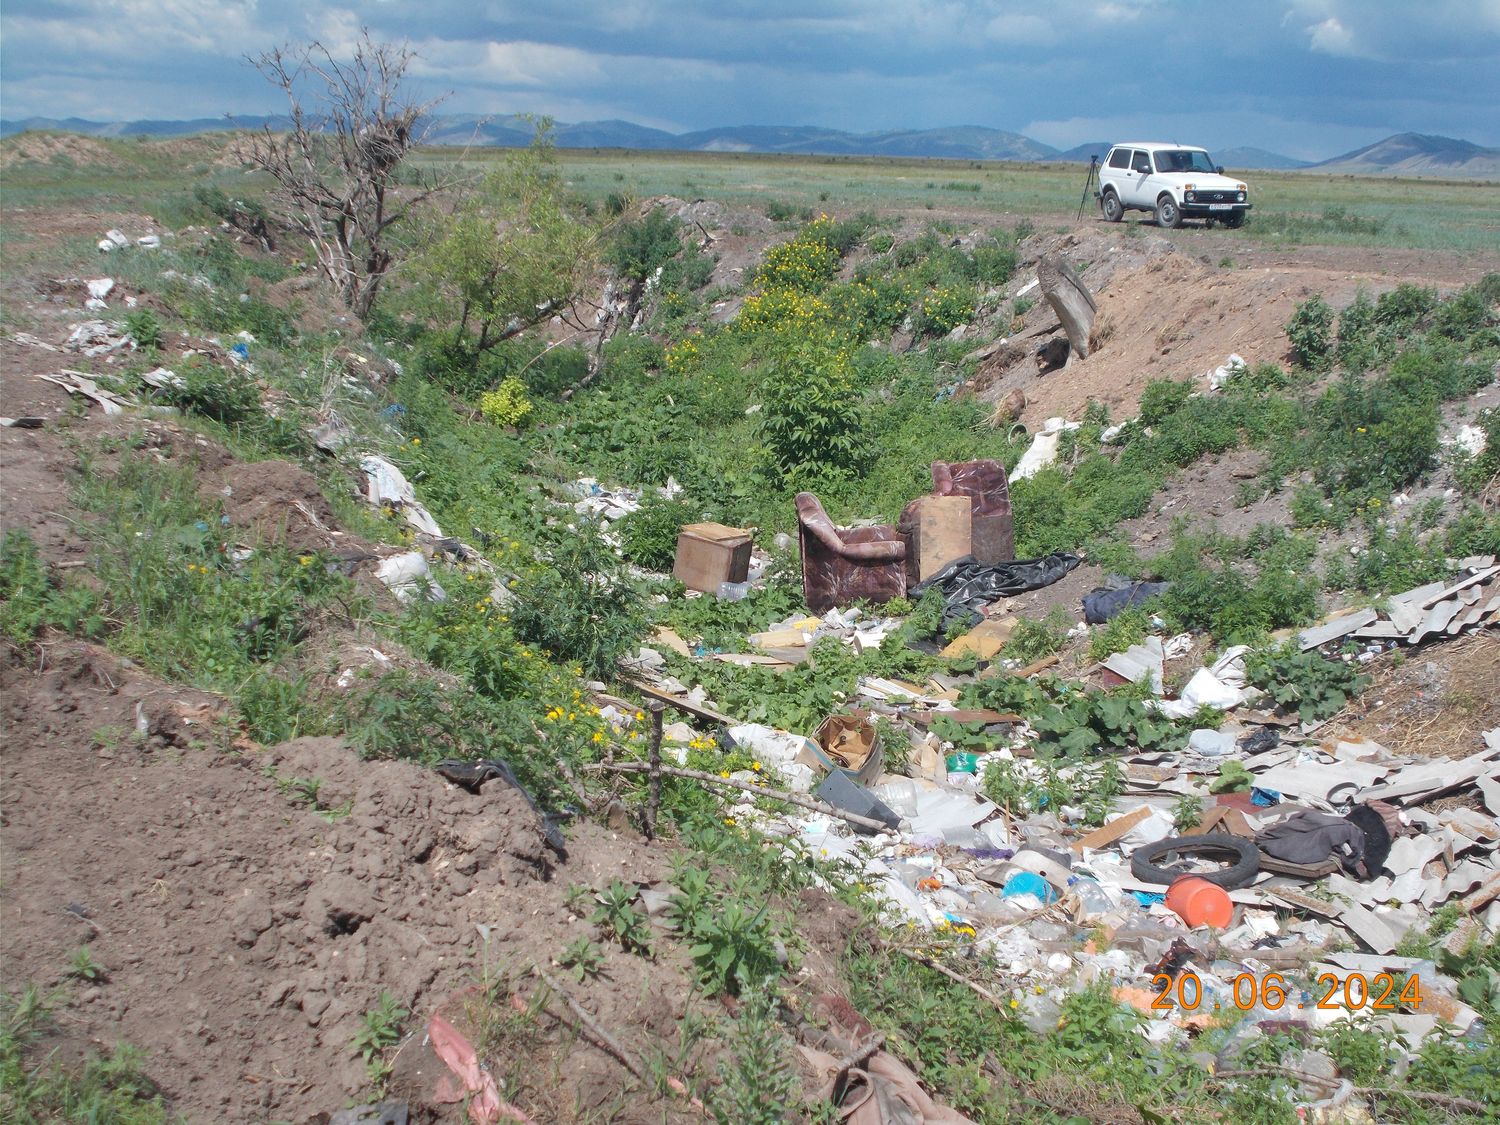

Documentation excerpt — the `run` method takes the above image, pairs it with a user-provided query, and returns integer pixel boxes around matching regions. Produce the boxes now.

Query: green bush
[760,340,866,481]
[1138,378,1194,426]
[151,356,260,424]
[609,207,683,282]
[619,497,701,572]
[508,519,646,681]
[1287,295,1335,371]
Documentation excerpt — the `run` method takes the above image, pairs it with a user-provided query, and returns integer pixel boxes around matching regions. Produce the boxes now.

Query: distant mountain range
[3,115,1496,177]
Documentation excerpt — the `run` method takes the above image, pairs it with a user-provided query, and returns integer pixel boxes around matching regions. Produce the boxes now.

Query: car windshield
[1153,149,1217,174]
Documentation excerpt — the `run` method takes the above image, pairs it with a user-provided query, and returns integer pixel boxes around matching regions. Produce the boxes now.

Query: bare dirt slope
[0,640,710,1123]
[970,224,1497,429]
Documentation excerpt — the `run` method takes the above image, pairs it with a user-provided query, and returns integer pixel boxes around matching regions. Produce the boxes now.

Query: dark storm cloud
[2,1,1497,158]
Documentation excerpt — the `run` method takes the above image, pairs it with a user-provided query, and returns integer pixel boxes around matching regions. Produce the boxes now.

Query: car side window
[1107,148,1131,170]
[1131,150,1151,174]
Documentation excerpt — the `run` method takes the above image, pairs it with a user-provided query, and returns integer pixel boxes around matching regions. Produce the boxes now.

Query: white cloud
[1307,15,1356,56]
[984,13,1057,45]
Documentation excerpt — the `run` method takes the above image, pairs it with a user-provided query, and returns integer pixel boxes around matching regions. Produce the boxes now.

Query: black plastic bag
[911,551,1082,631]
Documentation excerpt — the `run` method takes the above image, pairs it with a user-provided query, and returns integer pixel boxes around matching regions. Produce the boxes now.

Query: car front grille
[1192,190,1239,204]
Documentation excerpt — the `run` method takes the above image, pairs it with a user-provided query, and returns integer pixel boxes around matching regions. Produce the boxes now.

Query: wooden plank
[1070,806,1153,852]
[907,709,1023,728]
[1037,254,1096,360]
[631,682,738,727]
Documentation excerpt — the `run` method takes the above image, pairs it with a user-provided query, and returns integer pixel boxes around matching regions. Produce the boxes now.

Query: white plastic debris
[1444,424,1487,458]
[136,234,161,250]
[374,551,445,604]
[65,319,132,357]
[85,278,114,309]
[1011,418,1079,481]
[360,454,444,537]
[1206,353,1246,390]
[97,229,130,252]
[1188,728,1236,757]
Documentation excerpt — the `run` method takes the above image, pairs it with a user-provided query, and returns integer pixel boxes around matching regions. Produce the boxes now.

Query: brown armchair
[795,492,907,614]
[898,460,1015,584]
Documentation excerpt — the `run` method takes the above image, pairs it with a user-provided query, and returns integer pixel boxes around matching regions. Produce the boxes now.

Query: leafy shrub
[609,207,683,282]
[1287,295,1335,371]
[1245,644,1370,722]
[760,339,866,481]
[509,518,646,681]
[915,284,975,336]
[755,232,839,293]
[1137,378,1194,426]
[1002,608,1073,666]
[152,356,260,424]
[477,377,533,428]
[123,309,163,351]
[1336,290,1378,374]
[619,497,701,571]
[0,531,105,642]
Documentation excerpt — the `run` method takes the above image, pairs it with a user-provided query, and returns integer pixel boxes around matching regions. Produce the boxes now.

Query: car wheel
[1222,211,1246,229]
[1155,194,1182,229]
[1100,189,1123,223]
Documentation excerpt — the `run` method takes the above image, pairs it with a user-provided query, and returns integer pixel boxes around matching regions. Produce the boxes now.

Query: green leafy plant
[1245,644,1370,723]
[123,309,163,352]
[65,948,107,984]
[351,992,407,1090]
[1002,608,1073,666]
[707,989,799,1125]
[609,207,683,282]
[1286,294,1335,371]
[508,518,646,681]
[590,880,653,956]
[557,936,606,983]
[1171,792,1204,834]
[477,377,533,428]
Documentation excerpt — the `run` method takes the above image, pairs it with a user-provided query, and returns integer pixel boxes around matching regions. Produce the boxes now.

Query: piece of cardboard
[1071,806,1153,852]
[652,627,693,658]
[941,615,1016,659]
[910,495,972,582]
[749,627,811,650]
[799,714,885,787]
[672,522,752,594]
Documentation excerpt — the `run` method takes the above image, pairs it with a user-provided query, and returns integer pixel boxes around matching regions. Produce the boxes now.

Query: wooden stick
[532,966,642,1079]
[897,950,1011,1012]
[835,1033,886,1073]
[1211,1069,1485,1114]
[645,700,665,841]
[532,966,707,1112]
[581,761,889,832]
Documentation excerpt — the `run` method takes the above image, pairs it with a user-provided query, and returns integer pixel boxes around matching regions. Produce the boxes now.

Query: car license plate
[1209,203,1232,211]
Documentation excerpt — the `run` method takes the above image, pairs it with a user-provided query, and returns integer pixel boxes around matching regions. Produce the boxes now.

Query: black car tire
[1155,194,1183,229]
[1101,189,1124,223]
[1129,833,1260,889]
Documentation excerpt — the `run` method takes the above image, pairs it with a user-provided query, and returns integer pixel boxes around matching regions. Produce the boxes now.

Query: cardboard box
[672,522,752,593]
[908,496,971,581]
[797,714,885,787]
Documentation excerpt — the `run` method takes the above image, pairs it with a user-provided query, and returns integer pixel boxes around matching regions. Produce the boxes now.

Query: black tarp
[911,551,1083,632]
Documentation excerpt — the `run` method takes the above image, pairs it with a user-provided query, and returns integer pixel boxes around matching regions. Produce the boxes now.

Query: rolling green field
[3,132,1498,254]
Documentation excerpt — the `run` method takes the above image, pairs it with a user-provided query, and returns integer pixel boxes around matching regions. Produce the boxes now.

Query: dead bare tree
[240,31,446,320]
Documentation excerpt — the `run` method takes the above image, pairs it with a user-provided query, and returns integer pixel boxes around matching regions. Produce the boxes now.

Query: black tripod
[1076,154,1100,220]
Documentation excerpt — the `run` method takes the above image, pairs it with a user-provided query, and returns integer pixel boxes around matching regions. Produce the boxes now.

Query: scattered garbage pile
[614,557,1500,1110]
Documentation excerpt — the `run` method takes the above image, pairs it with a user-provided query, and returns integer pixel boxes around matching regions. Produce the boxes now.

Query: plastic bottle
[1069,876,1113,919]
[716,580,751,601]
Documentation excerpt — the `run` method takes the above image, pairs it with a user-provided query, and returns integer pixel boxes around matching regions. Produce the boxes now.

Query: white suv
[1097,143,1250,229]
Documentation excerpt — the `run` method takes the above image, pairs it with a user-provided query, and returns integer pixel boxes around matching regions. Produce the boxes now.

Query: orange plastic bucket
[1165,875,1233,929]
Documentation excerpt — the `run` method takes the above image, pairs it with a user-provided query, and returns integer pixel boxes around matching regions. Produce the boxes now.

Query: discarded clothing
[910,552,1082,631]
[1257,811,1368,878]
[1082,580,1170,624]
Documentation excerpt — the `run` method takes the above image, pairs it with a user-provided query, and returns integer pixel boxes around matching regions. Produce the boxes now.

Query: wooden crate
[672,522,752,593]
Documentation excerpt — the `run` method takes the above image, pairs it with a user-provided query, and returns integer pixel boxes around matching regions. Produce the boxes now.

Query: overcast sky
[3,1,1498,159]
